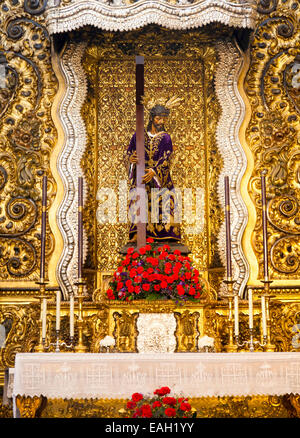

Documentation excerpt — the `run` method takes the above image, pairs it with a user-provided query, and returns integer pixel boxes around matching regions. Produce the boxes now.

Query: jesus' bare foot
[129,234,137,242]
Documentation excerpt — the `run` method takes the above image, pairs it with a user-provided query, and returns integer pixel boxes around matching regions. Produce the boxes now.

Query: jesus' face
[152,115,168,133]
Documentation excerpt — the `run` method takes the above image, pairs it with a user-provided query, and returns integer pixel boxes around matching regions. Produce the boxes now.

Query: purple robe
[125,131,181,241]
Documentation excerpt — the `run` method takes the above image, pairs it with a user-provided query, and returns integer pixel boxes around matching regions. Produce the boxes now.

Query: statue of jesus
[125,102,181,243]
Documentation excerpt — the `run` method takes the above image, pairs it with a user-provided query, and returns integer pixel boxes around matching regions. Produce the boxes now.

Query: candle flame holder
[224,278,238,353]
[34,280,48,353]
[74,280,87,353]
[261,279,276,352]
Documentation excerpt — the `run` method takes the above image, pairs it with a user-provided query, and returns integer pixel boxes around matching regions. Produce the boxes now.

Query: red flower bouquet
[126,387,196,418]
[106,238,204,304]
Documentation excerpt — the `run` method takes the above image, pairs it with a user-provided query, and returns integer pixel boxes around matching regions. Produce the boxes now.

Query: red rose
[145,244,151,251]
[152,400,162,408]
[142,271,149,279]
[142,283,150,291]
[165,407,176,417]
[134,276,142,283]
[160,281,168,289]
[139,247,147,255]
[147,267,154,274]
[126,279,132,287]
[127,247,134,255]
[174,249,181,256]
[162,397,177,406]
[132,393,143,402]
[151,258,159,266]
[134,286,141,294]
[179,402,191,412]
[146,237,154,243]
[163,244,170,251]
[132,252,139,259]
[128,285,134,293]
[185,272,192,280]
[154,284,161,291]
[127,401,136,410]
[137,266,144,274]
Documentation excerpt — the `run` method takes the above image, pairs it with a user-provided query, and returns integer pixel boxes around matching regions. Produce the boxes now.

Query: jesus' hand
[129,152,138,164]
[142,168,155,184]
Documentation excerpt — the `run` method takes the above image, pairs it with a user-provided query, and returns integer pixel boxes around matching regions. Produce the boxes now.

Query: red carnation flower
[154,284,161,291]
[162,397,177,406]
[177,285,185,296]
[139,247,147,255]
[129,269,137,278]
[146,237,154,243]
[174,249,181,256]
[160,281,168,289]
[154,387,171,396]
[152,401,162,408]
[132,393,143,402]
[134,286,141,294]
[141,404,152,418]
[127,247,134,255]
[132,252,139,259]
[142,283,150,291]
[137,266,144,274]
[165,407,176,417]
[179,402,191,412]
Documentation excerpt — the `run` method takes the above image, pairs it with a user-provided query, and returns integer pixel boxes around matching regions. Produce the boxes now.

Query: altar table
[13,352,300,400]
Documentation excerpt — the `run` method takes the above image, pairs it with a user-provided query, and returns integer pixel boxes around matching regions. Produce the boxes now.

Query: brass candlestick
[35,280,48,352]
[224,279,238,352]
[74,280,87,353]
[262,279,275,352]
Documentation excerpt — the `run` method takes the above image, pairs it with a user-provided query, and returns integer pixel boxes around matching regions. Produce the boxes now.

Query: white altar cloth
[13,352,300,399]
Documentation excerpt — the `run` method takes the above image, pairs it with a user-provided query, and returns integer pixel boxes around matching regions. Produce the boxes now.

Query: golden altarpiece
[0,0,300,418]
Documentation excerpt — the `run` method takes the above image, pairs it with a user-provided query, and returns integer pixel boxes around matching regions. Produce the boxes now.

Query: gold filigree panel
[245,0,300,285]
[81,27,222,283]
[0,3,58,286]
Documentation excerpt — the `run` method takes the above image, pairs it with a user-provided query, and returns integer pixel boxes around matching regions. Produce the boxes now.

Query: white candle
[42,298,47,340]
[70,293,74,339]
[56,290,61,332]
[248,289,253,329]
[234,294,239,336]
[261,295,267,337]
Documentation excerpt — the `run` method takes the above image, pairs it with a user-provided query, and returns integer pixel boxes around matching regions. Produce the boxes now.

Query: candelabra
[74,280,87,353]
[234,331,267,353]
[43,332,74,353]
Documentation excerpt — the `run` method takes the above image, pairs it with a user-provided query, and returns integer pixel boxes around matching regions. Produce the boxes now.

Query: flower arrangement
[126,387,196,418]
[106,238,204,304]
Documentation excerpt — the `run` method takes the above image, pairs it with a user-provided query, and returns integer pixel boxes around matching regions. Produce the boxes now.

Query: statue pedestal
[120,241,190,255]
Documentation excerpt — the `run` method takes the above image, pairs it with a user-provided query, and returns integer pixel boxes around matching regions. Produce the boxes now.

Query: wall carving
[0,1,57,286]
[45,0,257,35]
[244,0,300,286]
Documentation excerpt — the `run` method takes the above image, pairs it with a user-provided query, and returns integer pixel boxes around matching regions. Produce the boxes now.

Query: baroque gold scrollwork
[113,311,138,352]
[0,5,57,283]
[245,0,300,283]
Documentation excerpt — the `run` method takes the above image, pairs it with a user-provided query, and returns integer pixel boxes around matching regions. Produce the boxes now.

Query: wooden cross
[135,56,146,249]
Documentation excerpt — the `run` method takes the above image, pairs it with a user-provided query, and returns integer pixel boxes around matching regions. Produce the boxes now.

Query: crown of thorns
[141,95,182,115]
